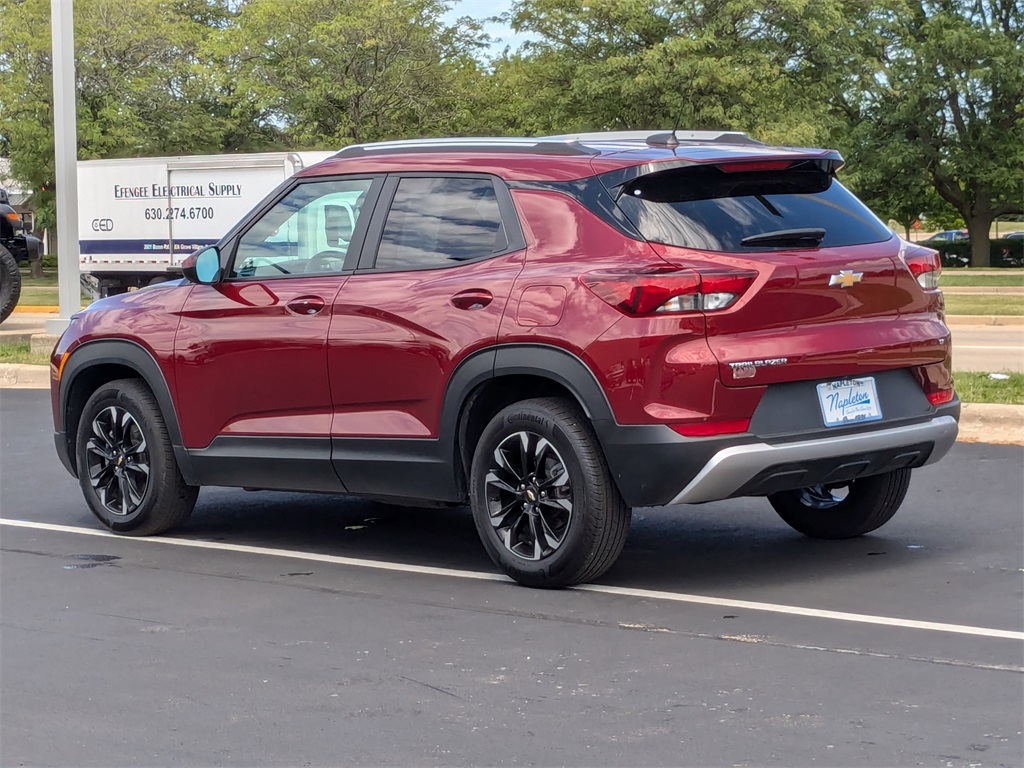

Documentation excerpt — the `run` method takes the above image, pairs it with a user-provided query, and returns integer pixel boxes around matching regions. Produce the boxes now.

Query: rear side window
[373,177,508,271]
[613,165,892,252]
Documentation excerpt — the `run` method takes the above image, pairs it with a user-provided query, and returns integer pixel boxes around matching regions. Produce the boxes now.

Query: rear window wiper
[740,228,825,247]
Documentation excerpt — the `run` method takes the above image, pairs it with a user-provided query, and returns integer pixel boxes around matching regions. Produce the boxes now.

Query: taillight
[582,267,756,315]
[927,389,955,405]
[905,249,941,290]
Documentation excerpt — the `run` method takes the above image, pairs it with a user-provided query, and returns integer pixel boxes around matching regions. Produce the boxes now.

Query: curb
[2,364,1020,444]
[13,306,60,314]
[956,403,1024,445]
[0,364,51,389]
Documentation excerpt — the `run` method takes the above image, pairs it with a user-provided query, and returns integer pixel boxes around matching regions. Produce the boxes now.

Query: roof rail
[334,136,598,158]
[542,130,763,146]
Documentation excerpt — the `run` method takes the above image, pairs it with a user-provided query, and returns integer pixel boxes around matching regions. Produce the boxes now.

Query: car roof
[297,131,844,183]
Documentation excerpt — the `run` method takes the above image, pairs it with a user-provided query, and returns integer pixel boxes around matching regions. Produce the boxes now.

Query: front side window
[232,178,374,278]
[373,177,507,271]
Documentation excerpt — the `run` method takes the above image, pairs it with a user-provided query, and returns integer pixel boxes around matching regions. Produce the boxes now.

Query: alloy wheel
[484,431,573,561]
[85,405,151,517]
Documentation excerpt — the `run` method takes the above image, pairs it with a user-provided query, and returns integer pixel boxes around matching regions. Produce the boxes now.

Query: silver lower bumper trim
[669,416,959,505]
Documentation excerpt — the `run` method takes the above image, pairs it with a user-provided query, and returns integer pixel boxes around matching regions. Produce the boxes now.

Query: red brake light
[717,160,793,173]
[698,269,758,310]
[927,389,954,405]
[904,249,941,290]
[582,267,700,315]
[582,267,756,316]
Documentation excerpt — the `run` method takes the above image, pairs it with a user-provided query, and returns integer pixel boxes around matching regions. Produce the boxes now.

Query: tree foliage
[210,0,490,147]
[489,0,826,144]
[777,0,1023,264]
[0,0,1019,264]
[0,0,271,230]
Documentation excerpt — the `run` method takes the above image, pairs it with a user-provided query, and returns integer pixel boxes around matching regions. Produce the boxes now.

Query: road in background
[952,325,1024,373]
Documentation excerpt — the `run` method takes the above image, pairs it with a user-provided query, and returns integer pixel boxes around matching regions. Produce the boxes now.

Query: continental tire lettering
[509,412,552,429]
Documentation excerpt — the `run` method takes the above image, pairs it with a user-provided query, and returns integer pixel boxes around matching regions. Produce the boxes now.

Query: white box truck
[76,151,334,298]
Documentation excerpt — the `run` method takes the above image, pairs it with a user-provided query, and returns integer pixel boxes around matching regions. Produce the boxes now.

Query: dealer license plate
[816,377,883,427]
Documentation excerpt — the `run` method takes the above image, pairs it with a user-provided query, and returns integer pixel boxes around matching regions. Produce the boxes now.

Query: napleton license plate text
[816,377,883,427]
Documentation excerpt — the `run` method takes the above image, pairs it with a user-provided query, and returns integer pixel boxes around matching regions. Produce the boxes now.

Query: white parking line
[3,518,1023,642]
[577,584,1024,640]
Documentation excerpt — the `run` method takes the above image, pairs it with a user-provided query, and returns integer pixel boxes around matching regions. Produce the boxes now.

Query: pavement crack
[397,675,465,700]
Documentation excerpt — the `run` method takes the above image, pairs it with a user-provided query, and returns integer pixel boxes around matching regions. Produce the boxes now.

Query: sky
[442,0,534,54]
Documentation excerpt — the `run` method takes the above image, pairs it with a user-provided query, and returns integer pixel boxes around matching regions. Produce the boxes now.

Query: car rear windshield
[612,164,893,252]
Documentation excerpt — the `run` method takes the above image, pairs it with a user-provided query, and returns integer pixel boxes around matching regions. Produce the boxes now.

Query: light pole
[47,0,80,334]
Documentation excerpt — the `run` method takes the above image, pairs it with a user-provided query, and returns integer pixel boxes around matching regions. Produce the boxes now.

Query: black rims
[470,397,631,588]
[485,431,573,561]
[84,405,151,517]
[76,378,198,535]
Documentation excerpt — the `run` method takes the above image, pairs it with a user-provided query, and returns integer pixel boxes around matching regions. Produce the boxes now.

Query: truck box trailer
[77,151,334,298]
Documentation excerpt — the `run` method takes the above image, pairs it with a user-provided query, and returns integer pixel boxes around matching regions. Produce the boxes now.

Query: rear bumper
[668,414,957,505]
[596,400,960,508]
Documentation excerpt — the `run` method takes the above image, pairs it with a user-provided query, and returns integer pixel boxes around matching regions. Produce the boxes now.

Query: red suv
[51,131,959,588]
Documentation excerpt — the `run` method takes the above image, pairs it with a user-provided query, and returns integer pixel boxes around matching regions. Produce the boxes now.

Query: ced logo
[91,218,114,232]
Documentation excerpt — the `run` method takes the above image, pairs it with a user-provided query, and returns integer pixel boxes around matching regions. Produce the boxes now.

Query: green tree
[839,121,964,238]
[212,0,490,148]
[490,0,827,142]
[0,0,275,234]
[780,0,1023,265]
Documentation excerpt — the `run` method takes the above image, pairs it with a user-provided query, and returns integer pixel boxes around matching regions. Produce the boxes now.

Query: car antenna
[666,104,683,148]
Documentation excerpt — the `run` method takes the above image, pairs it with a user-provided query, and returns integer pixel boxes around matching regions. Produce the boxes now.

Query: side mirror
[181,246,223,284]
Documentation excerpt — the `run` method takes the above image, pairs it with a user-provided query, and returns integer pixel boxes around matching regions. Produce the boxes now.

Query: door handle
[286,296,326,315]
[450,289,493,310]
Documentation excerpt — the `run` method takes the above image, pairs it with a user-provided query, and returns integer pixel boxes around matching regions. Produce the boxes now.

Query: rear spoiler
[598,150,845,189]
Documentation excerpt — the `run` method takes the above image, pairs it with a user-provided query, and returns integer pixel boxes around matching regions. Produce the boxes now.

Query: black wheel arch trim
[491,344,614,421]
[58,339,197,484]
[436,343,617,500]
[440,343,615,444]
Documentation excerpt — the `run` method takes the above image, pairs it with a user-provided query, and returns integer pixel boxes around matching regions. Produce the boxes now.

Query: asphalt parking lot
[1,388,1022,767]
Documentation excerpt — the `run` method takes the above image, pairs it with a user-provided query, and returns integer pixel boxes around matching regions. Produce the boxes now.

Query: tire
[76,378,198,535]
[768,469,912,539]
[469,397,631,588]
[0,245,22,325]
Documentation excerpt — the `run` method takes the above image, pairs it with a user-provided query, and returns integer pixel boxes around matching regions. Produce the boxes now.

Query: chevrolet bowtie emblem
[829,270,864,288]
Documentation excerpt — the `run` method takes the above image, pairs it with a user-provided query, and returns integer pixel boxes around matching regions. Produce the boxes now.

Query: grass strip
[0,342,51,367]
[940,274,1024,287]
[943,295,1024,316]
[952,371,1024,405]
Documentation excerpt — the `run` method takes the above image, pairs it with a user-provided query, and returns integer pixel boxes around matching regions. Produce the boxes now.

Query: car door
[175,176,381,491]
[327,174,527,499]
